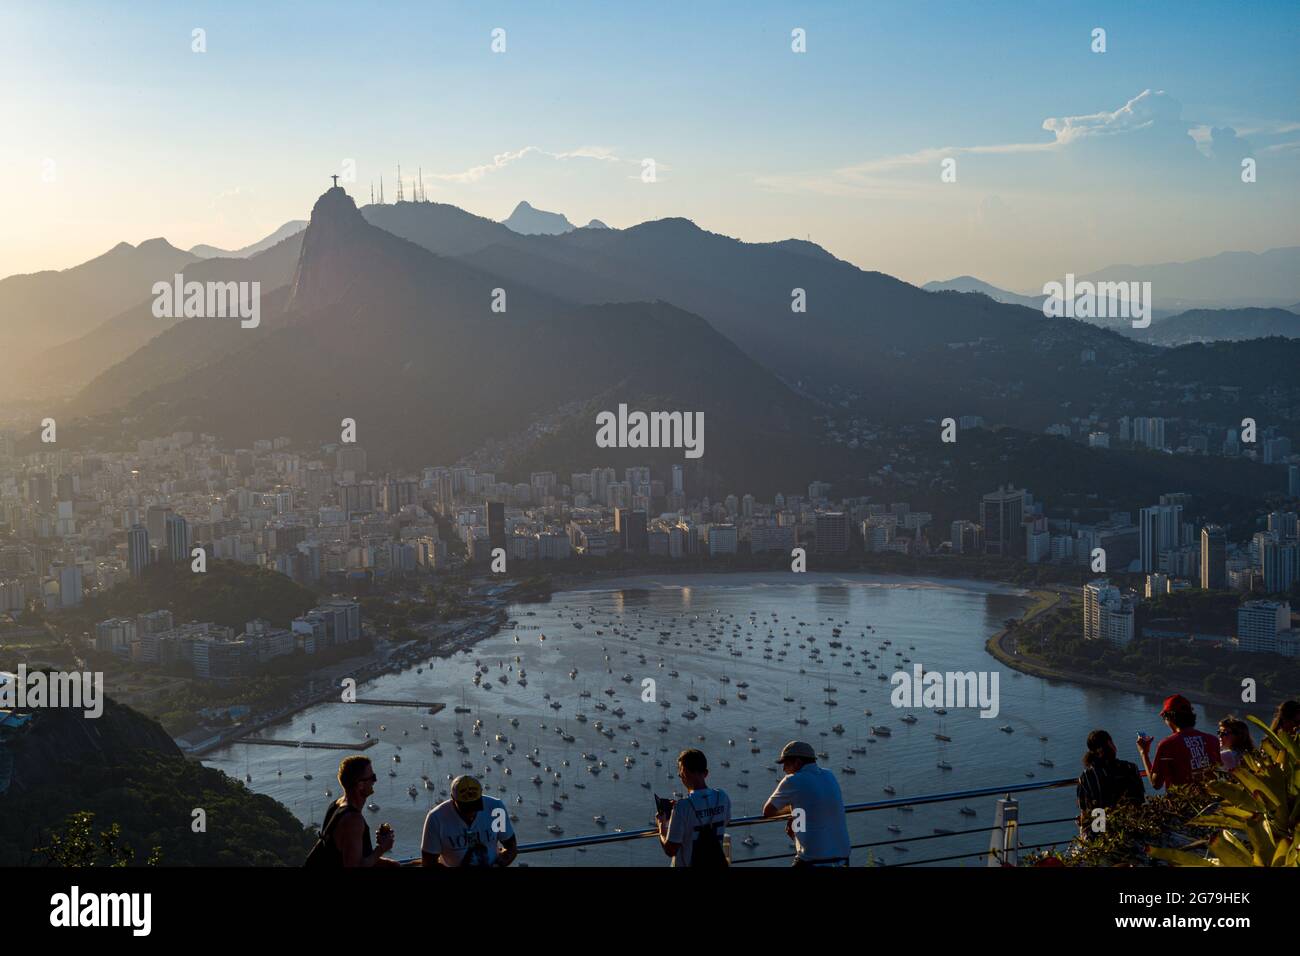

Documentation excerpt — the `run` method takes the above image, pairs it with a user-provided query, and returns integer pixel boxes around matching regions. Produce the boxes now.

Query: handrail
[513,774,1077,855]
[397,774,1079,862]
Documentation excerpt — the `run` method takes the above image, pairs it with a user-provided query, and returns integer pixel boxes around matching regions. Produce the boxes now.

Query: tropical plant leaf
[1211,831,1257,867]
[1147,845,1217,867]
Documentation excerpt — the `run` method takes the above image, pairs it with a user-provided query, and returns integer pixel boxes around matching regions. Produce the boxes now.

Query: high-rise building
[981,486,1026,557]
[1200,525,1226,590]
[1139,503,1182,573]
[707,524,738,556]
[1267,511,1299,540]
[146,505,173,546]
[1237,600,1291,654]
[54,562,83,607]
[486,501,506,551]
[1083,579,1135,647]
[815,512,850,553]
[127,524,150,578]
[165,513,190,563]
[615,508,648,552]
[1257,532,1298,594]
[671,464,684,496]
[1131,417,1167,450]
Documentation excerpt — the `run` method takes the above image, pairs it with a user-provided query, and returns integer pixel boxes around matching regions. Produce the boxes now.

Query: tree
[34,811,160,867]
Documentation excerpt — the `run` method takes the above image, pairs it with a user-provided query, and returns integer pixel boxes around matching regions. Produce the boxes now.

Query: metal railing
[402,775,1082,866]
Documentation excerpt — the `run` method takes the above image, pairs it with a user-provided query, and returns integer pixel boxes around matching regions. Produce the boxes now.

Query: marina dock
[353,699,445,713]
[237,737,378,751]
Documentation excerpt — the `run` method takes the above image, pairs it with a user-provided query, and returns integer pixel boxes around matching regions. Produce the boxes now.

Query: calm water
[205,572,1177,866]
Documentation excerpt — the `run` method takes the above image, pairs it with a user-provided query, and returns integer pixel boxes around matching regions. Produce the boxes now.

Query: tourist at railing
[420,774,518,867]
[305,756,400,867]
[1075,730,1144,839]
[1270,699,1300,739]
[761,740,851,867]
[1217,717,1255,772]
[656,748,731,867]
[1135,694,1221,791]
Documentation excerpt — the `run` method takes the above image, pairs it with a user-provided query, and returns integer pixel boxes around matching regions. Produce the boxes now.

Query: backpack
[304,801,356,868]
[688,791,729,868]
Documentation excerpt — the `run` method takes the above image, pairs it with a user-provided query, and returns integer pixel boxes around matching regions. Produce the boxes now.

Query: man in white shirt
[657,748,732,867]
[762,740,851,866]
[421,775,518,867]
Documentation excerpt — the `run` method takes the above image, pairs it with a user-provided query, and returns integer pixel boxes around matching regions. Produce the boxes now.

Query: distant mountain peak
[289,188,373,312]
[310,186,365,228]
[503,201,574,236]
[584,219,610,230]
[189,220,308,259]
[136,237,179,253]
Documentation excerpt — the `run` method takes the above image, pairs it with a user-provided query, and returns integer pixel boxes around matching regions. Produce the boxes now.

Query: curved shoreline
[984,587,1273,717]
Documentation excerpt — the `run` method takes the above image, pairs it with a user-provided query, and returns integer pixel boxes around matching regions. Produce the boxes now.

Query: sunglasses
[360,774,378,783]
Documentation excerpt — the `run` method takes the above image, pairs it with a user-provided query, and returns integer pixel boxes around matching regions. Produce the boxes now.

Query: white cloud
[1041,89,1182,144]
[756,90,1209,197]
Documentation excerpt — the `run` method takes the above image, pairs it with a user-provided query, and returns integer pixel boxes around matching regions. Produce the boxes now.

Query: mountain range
[189,220,307,259]
[927,246,1300,318]
[1136,307,1300,347]
[61,188,842,496]
[8,189,1300,494]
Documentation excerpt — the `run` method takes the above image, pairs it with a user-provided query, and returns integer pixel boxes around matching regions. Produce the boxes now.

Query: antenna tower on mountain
[396,164,405,203]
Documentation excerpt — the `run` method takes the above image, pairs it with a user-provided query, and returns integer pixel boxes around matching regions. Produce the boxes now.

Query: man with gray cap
[421,774,517,867]
[761,740,851,866]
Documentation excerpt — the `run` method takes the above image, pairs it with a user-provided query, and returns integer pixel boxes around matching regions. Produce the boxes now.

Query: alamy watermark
[1041,274,1152,329]
[0,665,103,718]
[152,274,261,328]
[595,403,704,459]
[890,663,1000,718]
[50,886,150,936]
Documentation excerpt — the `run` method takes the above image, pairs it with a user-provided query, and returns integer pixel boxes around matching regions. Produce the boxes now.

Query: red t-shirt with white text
[1152,728,1221,788]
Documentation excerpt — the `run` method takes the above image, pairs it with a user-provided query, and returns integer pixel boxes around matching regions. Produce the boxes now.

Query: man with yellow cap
[420,775,518,867]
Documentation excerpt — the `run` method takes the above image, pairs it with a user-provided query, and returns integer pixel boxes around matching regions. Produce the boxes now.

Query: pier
[353,699,445,713]
[237,737,378,751]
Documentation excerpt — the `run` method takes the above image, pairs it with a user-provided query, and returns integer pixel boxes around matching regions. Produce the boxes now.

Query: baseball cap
[1160,694,1193,717]
[450,775,484,811]
[775,740,817,763]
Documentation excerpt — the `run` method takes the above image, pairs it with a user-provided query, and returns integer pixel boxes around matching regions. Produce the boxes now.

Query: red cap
[1161,694,1192,716]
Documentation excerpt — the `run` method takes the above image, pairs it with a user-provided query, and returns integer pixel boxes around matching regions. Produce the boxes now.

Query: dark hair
[678,748,708,774]
[1218,717,1253,753]
[1271,700,1300,733]
[1166,708,1196,729]
[338,755,372,789]
[1083,730,1116,768]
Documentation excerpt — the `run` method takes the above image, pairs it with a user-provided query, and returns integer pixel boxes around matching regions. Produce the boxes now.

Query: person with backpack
[1075,730,1144,839]
[305,756,400,867]
[657,749,731,867]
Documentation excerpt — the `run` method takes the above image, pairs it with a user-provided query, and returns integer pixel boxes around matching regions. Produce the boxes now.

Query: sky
[2,0,1298,290]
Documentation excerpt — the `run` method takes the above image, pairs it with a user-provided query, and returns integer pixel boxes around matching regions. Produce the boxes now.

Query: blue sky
[3,0,1297,288]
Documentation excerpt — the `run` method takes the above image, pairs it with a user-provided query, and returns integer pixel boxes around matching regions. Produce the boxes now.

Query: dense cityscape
[1,2,1297,938]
